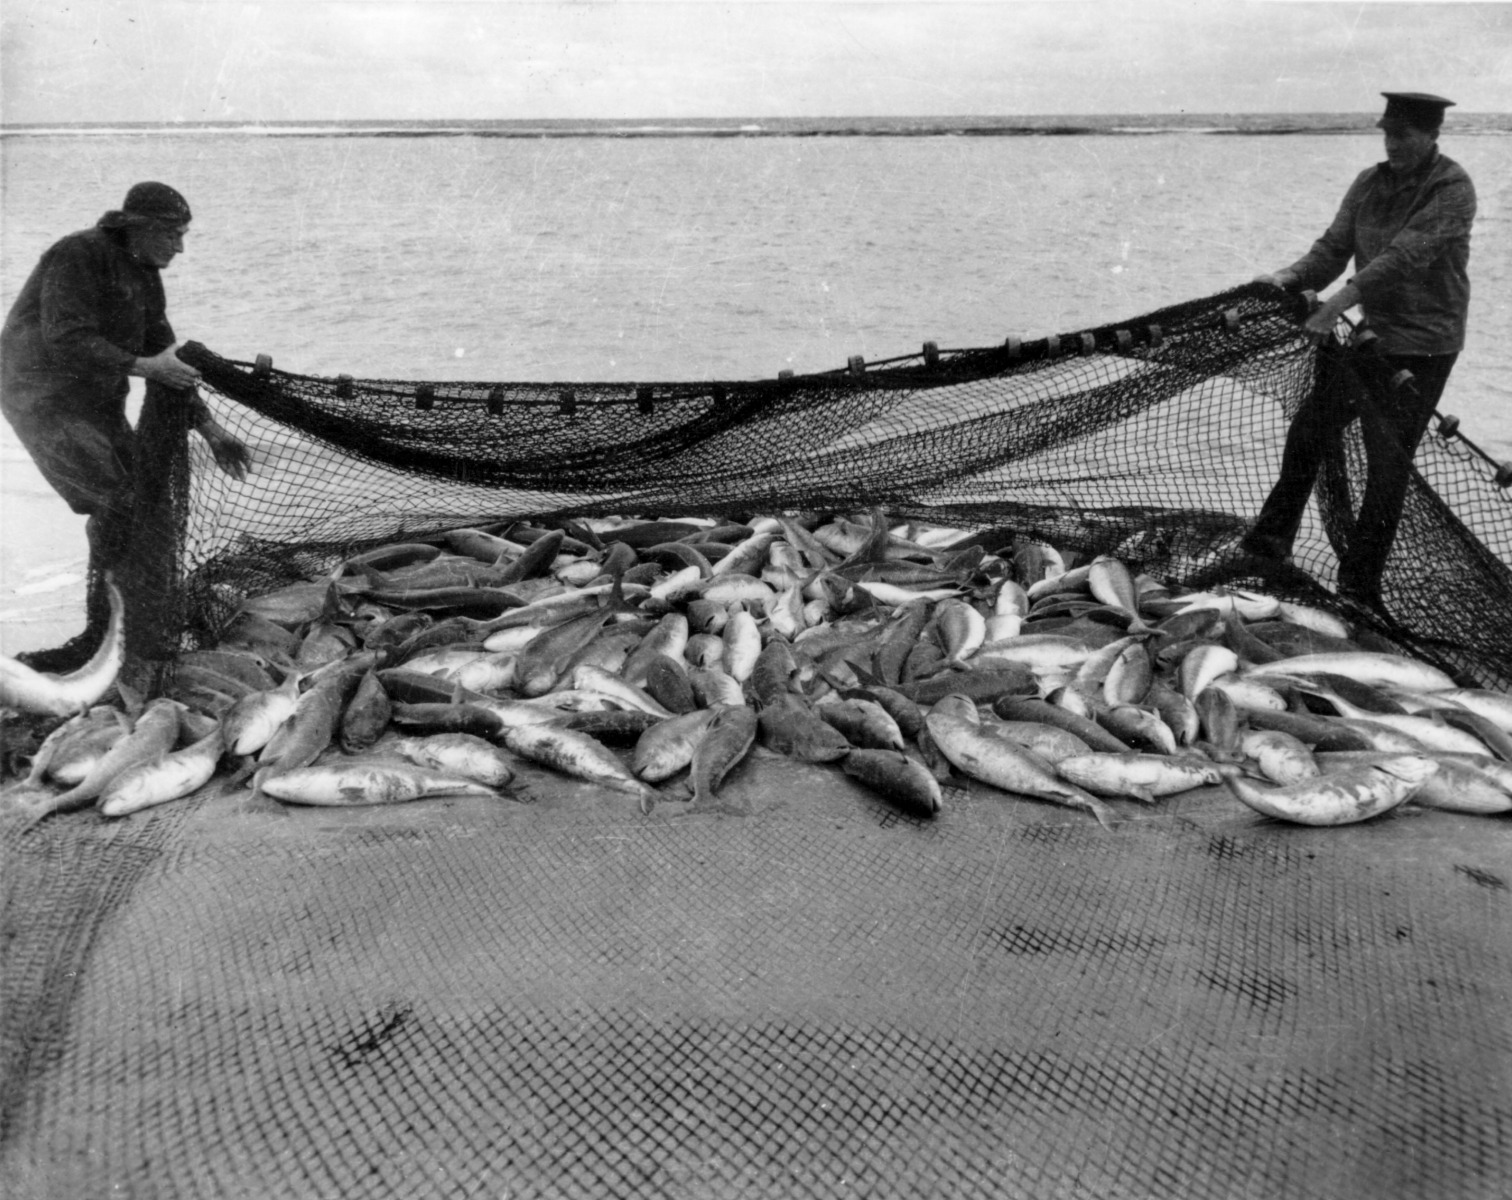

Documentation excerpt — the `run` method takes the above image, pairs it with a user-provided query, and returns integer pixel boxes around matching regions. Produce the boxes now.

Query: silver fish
[0,576,126,717]
[1220,756,1437,825]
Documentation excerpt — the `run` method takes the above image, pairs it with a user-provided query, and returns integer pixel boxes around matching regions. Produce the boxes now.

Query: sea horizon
[4,112,1511,139]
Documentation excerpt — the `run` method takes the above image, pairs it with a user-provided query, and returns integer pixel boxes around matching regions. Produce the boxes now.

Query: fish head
[932,693,979,724]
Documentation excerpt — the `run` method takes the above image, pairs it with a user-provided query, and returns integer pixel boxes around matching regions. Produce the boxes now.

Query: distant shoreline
[4,113,1510,140]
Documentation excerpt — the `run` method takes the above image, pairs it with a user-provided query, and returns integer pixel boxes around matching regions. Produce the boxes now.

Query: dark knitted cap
[1378,93,1455,132]
[98,182,193,229]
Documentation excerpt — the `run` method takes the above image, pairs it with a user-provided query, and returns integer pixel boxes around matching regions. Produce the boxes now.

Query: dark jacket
[1286,148,1475,356]
[1,224,177,418]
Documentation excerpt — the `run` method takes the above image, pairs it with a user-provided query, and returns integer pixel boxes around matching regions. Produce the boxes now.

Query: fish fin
[659,778,694,804]
[598,572,638,618]
[838,506,891,568]
[778,518,838,570]
[115,680,145,719]
[346,562,389,590]
[1088,797,1123,830]
[559,518,604,552]
[28,783,91,821]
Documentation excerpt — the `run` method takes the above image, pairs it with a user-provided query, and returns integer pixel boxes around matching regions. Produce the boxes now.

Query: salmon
[26,706,128,786]
[501,722,658,812]
[622,613,691,686]
[1315,751,1509,816]
[1239,729,1320,786]
[633,709,719,781]
[1178,643,1239,700]
[840,749,942,817]
[391,733,515,788]
[986,719,1094,765]
[689,705,759,807]
[339,670,393,753]
[1220,756,1437,825]
[721,609,762,682]
[571,663,673,718]
[37,697,184,816]
[924,708,1118,828]
[1055,752,1220,804]
[99,725,224,818]
[262,761,497,806]
[0,576,126,718]
[815,696,906,751]
[223,671,302,756]
[1087,555,1151,633]
[758,694,853,763]
[1245,651,1458,694]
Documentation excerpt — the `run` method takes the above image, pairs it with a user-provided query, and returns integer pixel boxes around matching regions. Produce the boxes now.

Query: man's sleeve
[185,388,214,428]
[142,273,176,358]
[1348,171,1476,307]
[37,242,139,375]
[1284,173,1369,292]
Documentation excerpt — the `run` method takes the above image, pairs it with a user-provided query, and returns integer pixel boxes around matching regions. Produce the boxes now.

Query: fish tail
[225,756,257,788]
[12,781,87,830]
[40,784,91,816]
[15,799,55,836]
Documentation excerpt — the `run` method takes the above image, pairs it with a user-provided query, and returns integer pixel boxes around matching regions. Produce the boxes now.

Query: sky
[1,1,1510,124]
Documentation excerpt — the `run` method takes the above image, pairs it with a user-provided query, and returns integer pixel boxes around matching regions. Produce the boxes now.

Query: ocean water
[2,120,1508,652]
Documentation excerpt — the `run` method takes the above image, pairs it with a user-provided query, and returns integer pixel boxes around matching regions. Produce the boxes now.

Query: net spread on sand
[4,283,1511,1200]
[4,759,1510,1200]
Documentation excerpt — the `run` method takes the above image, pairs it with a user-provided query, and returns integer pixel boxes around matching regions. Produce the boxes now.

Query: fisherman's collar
[103,225,161,269]
[1380,145,1440,183]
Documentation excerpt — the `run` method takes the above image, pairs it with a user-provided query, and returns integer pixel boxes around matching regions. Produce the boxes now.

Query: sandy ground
[0,429,90,656]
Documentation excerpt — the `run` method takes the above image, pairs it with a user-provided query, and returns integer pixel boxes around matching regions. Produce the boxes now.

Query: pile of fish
[9,510,1512,828]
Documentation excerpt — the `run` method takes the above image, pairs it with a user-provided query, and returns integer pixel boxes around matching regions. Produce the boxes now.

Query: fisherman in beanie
[1,182,250,671]
[1243,93,1476,608]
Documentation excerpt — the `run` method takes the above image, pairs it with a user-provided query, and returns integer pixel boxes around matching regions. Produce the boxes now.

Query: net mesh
[5,283,1512,1198]
[3,763,1509,1199]
[113,282,1510,688]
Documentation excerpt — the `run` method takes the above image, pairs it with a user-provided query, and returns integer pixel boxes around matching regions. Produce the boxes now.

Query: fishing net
[3,755,1509,1199]
[4,282,1511,1199]
[107,282,1510,689]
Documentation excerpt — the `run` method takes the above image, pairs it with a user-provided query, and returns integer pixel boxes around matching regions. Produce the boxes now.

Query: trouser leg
[1243,349,1356,558]
[1338,353,1456,593]
[1,400,135,656]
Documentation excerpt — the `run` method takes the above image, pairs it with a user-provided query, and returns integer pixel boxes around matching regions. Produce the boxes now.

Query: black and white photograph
[2,2,1509,1197]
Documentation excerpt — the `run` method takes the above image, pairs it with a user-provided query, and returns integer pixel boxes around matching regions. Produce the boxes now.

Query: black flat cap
[1378,92,1456,131]
[98,181,193,229]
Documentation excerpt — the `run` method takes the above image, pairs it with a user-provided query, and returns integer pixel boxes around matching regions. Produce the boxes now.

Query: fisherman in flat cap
[1244,92,1475,607]
[1,181,250,670]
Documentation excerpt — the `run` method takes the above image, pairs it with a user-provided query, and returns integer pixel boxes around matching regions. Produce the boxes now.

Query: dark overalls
[1244,149,1475,600]
[2,224,206,662]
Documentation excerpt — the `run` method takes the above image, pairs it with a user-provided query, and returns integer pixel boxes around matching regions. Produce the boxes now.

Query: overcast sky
[2,1,1510,125]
